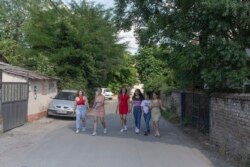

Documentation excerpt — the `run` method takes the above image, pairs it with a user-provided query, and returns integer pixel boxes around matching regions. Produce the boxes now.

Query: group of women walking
[74,88,106,136]
[74,87,165,137]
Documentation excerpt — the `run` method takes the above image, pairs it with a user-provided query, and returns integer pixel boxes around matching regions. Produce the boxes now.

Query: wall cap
[211,93,250,100]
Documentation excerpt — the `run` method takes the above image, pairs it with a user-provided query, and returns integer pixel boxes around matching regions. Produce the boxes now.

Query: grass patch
[245,155,250,167]
[162,110,180,124]
[182,117,192,127]
[162,97,180,124]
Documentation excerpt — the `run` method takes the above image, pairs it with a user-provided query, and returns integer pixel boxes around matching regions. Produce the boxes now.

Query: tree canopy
[0,0,138,96]
[115,0,250,92]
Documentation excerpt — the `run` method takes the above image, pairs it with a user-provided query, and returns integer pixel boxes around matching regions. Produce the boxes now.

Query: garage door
[2,83,28,132]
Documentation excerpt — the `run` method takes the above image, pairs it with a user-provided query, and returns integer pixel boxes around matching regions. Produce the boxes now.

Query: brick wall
[210,94,250,159]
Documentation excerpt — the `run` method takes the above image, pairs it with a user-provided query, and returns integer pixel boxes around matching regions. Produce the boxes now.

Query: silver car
[47,90,77,118]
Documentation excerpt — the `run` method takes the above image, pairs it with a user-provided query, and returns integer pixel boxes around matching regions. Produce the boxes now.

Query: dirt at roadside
[180,126,243,167]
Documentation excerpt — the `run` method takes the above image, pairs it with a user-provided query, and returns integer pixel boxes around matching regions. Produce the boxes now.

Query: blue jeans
[133,106,142,129]
[143,112,151,132]
[76,105,87,129]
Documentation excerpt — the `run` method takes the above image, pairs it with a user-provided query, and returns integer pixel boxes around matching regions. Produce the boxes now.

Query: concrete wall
[210,94,250,159]
[28,80,57,121]
[2,72,27,82]
[171,92,182,118]
[161,91,182,118]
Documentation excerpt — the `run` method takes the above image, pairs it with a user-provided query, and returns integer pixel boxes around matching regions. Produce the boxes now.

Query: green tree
[114,0,250,91]
[136,47,175,91]
[22,0,127,91]
[0,0,28,63]
[0,0,138,101]
[108,52,138,93]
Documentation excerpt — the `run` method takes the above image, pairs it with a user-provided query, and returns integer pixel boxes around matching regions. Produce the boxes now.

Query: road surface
[0,100,237,167]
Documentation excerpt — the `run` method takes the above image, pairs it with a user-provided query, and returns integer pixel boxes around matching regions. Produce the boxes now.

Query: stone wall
[161,91,182,120]
[210,94,250,159]
[161,91,250,159]
[171,91,182,118]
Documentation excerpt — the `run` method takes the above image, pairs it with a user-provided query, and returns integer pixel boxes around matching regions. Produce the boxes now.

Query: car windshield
[54,92,76,101]
[105,89,111,92]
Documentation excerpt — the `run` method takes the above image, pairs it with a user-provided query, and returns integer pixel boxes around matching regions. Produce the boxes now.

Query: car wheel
[46,111,52,118]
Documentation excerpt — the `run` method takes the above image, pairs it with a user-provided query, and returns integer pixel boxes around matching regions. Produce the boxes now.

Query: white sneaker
[135,128,140,134]
[120,128,124,133]
[103,128,107,134]
[124,126,127,131]
[92,132,96,136]
[82,127,86,132]
[76,129,79,134]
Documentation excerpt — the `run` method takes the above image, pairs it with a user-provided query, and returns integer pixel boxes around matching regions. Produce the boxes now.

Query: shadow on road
[64,112,236,167]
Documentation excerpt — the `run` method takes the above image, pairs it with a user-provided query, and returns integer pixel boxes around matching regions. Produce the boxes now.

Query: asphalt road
[0,100,237,167]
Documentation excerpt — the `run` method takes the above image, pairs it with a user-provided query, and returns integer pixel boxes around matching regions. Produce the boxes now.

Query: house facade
[0,62,58,132]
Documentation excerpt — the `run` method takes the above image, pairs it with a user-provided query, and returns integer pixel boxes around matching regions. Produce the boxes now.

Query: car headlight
[67,108,74,112]
[48,103,56,110]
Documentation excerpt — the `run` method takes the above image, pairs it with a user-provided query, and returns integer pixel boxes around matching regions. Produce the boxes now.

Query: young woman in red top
[116,87,130,132]
[74,90,89,134]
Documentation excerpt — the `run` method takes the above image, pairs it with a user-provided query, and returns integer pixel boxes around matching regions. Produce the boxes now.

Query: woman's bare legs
[92,116,98,135]
[153,121,157,136]
[100,117,107,133]
[119,115,127,132]
[93,116,107,135]
[100,117,106,129]
[155,121,160,136]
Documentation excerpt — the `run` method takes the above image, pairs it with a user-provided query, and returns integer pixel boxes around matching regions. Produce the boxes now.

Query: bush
[162,98,180,124]
[245,155,250,167]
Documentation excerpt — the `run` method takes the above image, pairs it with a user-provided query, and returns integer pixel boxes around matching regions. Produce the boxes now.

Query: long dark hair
[152,91,160,99]
[132,89,144,100]
[76,90,84,97]
[144,92,151,99]
[119,87,128,95]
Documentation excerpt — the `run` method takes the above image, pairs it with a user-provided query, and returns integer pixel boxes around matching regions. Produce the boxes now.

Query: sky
[90,0,114,9]
[63,0,138,54]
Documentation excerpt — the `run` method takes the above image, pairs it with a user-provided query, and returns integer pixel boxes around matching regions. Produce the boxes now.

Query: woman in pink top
[91,88,107,136]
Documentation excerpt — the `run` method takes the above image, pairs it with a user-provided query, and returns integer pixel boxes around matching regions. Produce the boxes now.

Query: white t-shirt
[140,100,151,114]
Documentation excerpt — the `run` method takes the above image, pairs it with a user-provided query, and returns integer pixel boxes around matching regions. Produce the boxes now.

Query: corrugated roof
[0,62,59,80]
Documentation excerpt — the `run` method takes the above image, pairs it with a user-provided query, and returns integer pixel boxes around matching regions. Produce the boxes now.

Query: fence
[181,92,210,134]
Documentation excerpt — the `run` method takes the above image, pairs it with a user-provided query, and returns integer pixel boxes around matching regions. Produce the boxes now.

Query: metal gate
[2,83,28,132]
[181,92,210,134]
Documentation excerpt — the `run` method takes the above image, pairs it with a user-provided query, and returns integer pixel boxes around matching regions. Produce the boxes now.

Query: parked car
[47,90,77,118]
[101,88,113,100]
